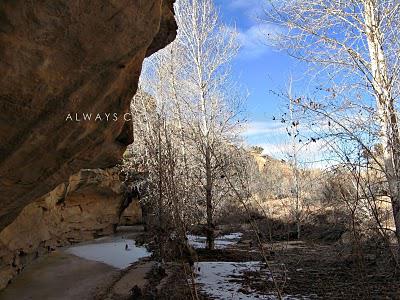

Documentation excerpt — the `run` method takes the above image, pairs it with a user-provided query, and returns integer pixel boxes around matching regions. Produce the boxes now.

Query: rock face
[0,0,177,230]
[120,201,142,226]
[0,168,142,290]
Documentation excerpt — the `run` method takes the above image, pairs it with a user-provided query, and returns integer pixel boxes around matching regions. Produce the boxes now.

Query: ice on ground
[195,261,269,299]
[66,238,150,269]
[195,261,313,300]
[220,233,243,240]
[188,232,243,249]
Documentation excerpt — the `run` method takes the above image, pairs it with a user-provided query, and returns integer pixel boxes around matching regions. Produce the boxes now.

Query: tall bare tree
[175,0,240,249]
[287,81,302,239]
[265,0,400,249]
[128,0,242,252]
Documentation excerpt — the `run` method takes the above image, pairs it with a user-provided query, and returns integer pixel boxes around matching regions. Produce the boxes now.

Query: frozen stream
[188,232,243,249]
[0,226,149,300]
[66,235,150,269]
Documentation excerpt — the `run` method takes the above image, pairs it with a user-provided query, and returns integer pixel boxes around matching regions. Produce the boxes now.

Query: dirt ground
[155,231,400,299]
[1,225,399,300]
[239,241,400,299]
[0,251,120,300]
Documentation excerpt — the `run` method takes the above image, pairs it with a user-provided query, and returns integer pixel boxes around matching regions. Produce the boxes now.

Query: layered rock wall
[120,201,142,226]
[0,168,142,289]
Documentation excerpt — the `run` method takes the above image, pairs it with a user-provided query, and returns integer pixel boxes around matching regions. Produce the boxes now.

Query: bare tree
[127,0,243,253]
[291,96,398,262]
[286,80,302,239]
[265,0,400,250]
[175,0,240,249]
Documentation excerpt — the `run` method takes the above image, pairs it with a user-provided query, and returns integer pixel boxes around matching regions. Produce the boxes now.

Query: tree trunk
[364,0,400,251]
[157,116,165,258]
[205,144,214,250]
[289,87,301,240]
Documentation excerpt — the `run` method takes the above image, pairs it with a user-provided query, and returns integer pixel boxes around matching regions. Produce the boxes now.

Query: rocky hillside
[0,0,177,230]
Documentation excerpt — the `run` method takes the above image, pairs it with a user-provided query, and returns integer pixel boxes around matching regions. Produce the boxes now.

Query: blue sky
[214,0,309,157]
[212,0,331,166]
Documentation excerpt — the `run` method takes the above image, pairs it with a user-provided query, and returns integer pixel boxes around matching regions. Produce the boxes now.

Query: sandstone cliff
[0,168,142,289]
[0,0,177,230]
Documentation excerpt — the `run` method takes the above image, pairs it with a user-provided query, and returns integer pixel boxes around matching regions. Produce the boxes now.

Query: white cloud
[228,0,265,17]
[241,121,285,136]
[219,0,279,59]
[256,142,289,156]
[255,140,330,168]
[241,120,329,165]
[236,24,279,59]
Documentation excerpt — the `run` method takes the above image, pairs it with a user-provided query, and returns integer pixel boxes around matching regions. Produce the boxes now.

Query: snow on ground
[195,261,314,299]
[188,232,314,299]
[188,232,243,249]
[195,261,272,299]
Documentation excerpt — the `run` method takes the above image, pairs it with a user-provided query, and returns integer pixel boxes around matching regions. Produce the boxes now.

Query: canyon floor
[0,226,150,300]
[0,224,399,299]
[0,251,118,300]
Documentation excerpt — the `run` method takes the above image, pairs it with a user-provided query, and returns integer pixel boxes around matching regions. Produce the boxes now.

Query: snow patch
[195,261,270,299]
[188,232,243,249]
[195,261,313,300]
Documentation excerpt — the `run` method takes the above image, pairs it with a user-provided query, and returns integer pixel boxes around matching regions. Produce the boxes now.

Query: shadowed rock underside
[0,0,177,230]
